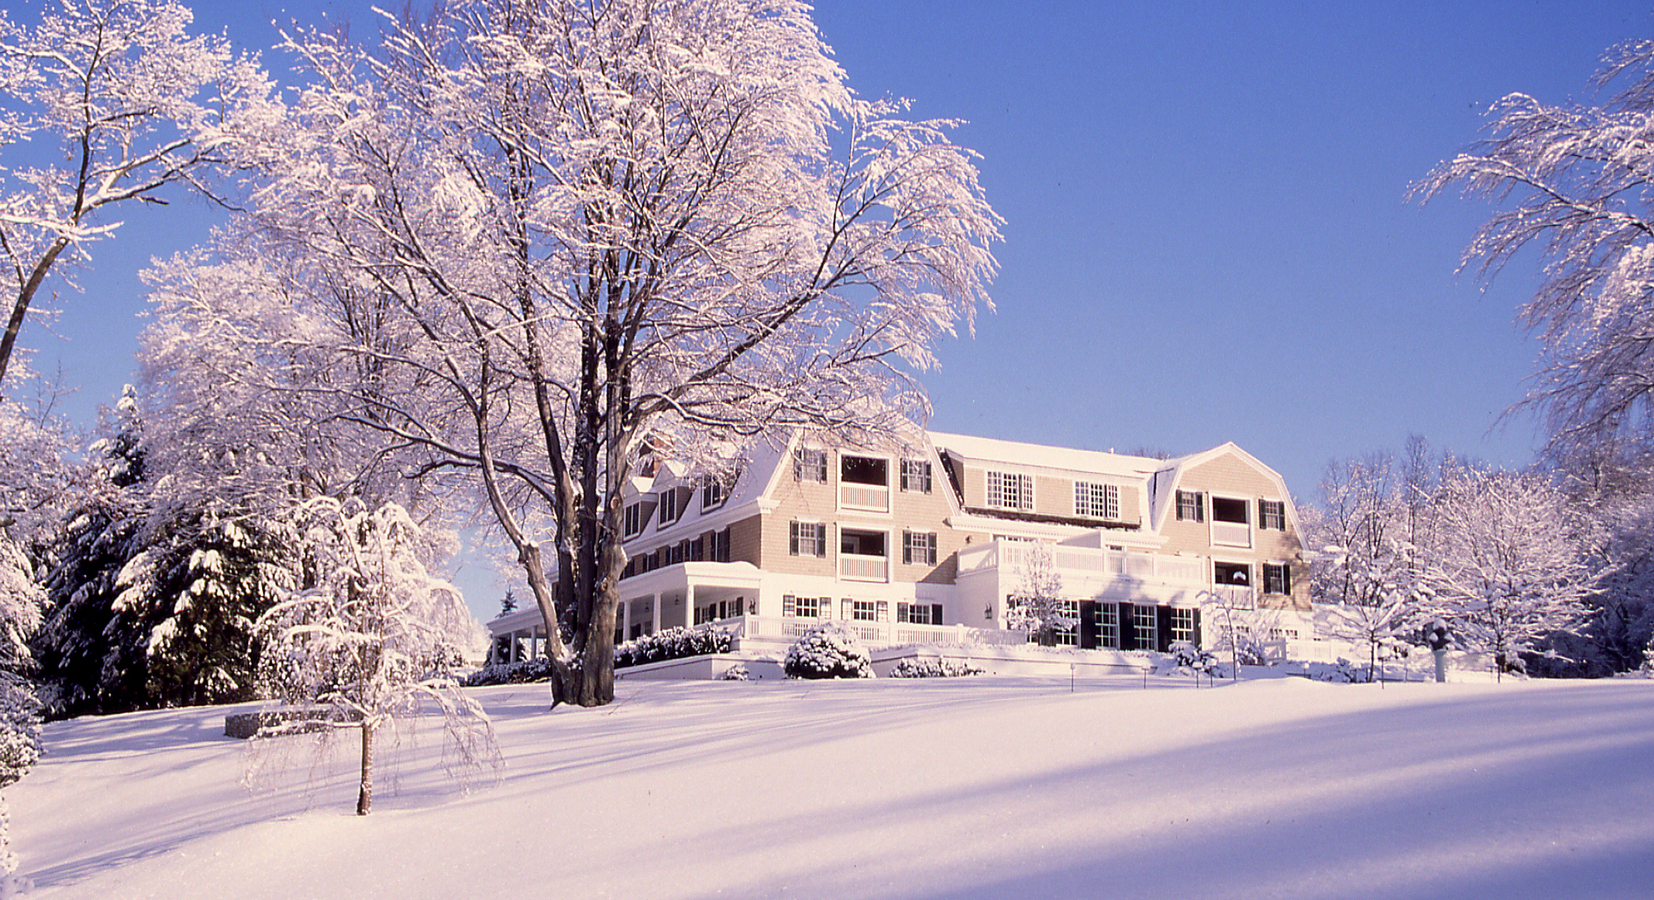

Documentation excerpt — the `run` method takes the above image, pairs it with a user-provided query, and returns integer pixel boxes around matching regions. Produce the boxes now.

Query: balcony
[1210,520,1252,548]
[839,482,890,512]
[839,553,889,582]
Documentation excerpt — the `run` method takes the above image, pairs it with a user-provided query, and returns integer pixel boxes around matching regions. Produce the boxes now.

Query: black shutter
[1079,600,1099,649]
[932,604,944,626]
[1156,605,1174,653]
[1119,602,1136,651]
[1282,564,1292,594]
[1191,608,1203,649]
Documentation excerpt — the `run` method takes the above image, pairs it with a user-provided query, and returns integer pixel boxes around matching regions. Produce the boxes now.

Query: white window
[1176,490,1204,522]
[701,477,726,510]
[1097,603,1119,649]
[1170,608,1196,644]
[789,521,827,557]
[987,471,1033,510]
[900,459,933,493]
[657,489,679,527]
[784,595,824,618]
[623,502,645,538]
[1074,482,1120,519]
[902,531,937,566]
[1264,563,1292,595]
[898,602,942,625]
[793,448,828,482]
[1054,599,1080,646]
[851,600,877,621]
[1259,499,1286,530]
[1133,604,1158,649]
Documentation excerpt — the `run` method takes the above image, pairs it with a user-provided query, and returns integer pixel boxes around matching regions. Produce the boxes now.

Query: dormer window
[657,488,679,527]
[987,471,1033,510]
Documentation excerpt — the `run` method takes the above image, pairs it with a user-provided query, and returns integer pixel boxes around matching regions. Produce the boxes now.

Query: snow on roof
[927,430,1166,479]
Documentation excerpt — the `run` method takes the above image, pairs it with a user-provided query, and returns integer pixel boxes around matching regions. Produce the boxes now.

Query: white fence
[731,615,1029,648]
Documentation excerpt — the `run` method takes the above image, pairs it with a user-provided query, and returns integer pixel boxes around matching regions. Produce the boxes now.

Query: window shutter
[789,521,799,555]
[1281,564,1292,594]
[902,533,912,565]
[1190,609,1203,649]
[1156,605,1174,653]
[1079,600,1099,649]
[1118,602,1136,651]
[932,604,945,626]
[734,597,745,617]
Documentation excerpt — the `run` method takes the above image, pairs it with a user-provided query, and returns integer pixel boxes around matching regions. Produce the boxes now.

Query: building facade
[487,429,1314,660]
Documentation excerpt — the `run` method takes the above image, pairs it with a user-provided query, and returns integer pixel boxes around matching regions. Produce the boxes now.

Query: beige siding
[1158,450,1311,610]
[891,459,965,584]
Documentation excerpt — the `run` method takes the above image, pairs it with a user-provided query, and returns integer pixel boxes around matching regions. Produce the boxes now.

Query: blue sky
[22,0,1653,594]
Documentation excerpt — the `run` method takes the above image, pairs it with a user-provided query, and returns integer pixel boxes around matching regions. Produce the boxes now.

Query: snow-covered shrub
[614,625,733,669]
[720,663,752,681]
[1306,657,1373,683]
[888,657,984,678]
[464,657,558,686]
[1168,640,1219,673]
[783,623,872,679]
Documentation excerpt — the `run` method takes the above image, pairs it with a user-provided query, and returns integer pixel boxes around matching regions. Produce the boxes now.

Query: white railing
[1207,585,1255,610]
[960,541,1207,587]
[839,553,889,582]
[839,482,890,512]
[736,615,1029,648]
[1211,521,1252,548]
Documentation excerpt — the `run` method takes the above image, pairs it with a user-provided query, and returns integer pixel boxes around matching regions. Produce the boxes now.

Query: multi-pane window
[987,471,1034,510]
[1097,603,1120,649]
[1054,599,1080,646]
[1258,499,1287,530]
[1263,563,1292,595]
[898,602,942,625]
[1170,608,1195,644]
[793,448,829,482]
[657,489,679,527]
[623,502,644,538]
[900,459,933,493]
[902,531,937,566]
[701,477,726,510]
[1133,604,1158,649]
[1176,490,1205,522]
[1074,482,1120,519]
[851,600,877,621]
[789,521,827,557]
[783,595,824,618]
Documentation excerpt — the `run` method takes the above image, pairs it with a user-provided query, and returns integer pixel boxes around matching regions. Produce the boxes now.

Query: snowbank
[8,676,1652,899]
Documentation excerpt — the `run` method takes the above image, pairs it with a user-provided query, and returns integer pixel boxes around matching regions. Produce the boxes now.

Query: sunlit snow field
[11,674,1653,899]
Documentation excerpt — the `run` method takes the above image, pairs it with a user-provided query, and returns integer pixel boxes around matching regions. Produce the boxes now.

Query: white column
[621,598,631,642]
[651,593,662,635]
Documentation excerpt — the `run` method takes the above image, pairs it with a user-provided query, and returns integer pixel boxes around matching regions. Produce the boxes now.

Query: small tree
[1005,543,1072,646]
[1426,465,1596,678]
[257,499,496,816]
[0,535,41,898]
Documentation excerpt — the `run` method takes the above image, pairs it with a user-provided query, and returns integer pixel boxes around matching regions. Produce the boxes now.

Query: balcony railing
[839,482,890,512]
[735,615,1029,648]
[1211,520,1252,548]
[960,541,1206,586]
[839,553,889,582]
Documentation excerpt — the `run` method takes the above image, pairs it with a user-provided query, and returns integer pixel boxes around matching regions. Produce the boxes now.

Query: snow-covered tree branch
[0,0,278,394]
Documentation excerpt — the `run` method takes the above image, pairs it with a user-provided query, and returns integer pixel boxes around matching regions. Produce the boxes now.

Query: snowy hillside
[10,675,1653,899]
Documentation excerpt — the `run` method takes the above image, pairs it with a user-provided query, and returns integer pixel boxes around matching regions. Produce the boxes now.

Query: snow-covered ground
[10,674,1652,899]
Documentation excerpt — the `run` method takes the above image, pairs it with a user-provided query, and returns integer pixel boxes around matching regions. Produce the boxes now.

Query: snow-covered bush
[888,657,984,678]
[783,624,872,679]
[720,663,753,681]
[1168,640,1219,673]
[1306,658,1373,684]
[615,625,734,669]
[464,657,558,686]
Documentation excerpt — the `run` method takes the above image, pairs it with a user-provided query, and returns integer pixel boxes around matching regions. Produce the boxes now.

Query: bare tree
[219,0,999,707]
[1413,39,1654,456]
[1005,543,1071,646]
[0,0,275,394]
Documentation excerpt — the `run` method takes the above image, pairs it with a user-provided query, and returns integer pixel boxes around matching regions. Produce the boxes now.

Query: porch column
[510,629,521,663]
[620,598,631,642]
[651,593,662,635]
